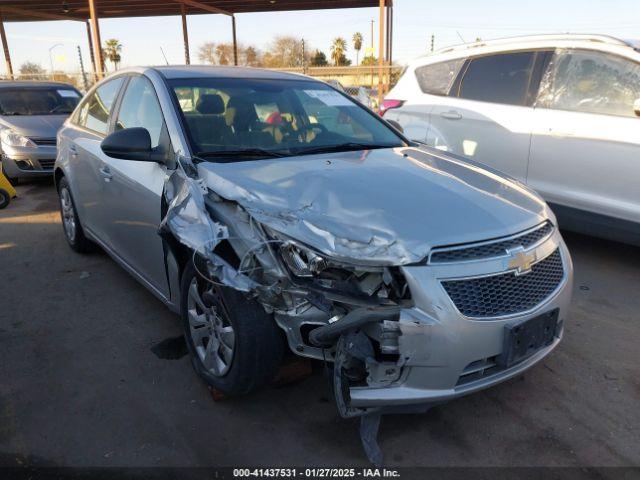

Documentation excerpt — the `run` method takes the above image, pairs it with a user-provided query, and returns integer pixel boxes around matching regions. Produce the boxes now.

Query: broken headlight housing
[280,242,328,278]
[277,240,410,303]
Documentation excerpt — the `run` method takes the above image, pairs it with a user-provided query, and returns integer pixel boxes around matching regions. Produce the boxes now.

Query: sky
[1,0,639,75]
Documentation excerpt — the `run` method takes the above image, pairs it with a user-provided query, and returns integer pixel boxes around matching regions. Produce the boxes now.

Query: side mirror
[101,127,160,162]
[386,119,404,134]
[634,99,640,117]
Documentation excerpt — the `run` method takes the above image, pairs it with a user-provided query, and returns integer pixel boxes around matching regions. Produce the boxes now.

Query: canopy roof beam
[173,0,232,16]
[0,5,84,22]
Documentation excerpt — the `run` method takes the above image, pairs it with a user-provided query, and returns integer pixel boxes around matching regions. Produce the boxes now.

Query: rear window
[0,87,81,116]
[458,52,535,105]
[415,59,465,95]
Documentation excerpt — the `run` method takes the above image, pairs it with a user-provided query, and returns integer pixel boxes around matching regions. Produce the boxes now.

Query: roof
[432,33,636,56]
[409,33,640,65]
[0,0,390,22]
[153,65,311,81]
[0,80,77,88]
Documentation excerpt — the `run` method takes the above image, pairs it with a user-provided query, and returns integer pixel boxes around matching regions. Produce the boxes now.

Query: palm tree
[103,39,122,70]
[330,37,347,66]
[352,32,363,66]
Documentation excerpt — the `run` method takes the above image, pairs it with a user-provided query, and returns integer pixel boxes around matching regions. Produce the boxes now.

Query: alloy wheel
[60,187,77,242]
[187,278,236,377]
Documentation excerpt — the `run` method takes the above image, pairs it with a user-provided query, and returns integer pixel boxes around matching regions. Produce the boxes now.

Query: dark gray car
[0,81,81,183]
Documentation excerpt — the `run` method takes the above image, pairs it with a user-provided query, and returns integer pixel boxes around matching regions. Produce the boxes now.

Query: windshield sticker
[304,90,352,107]
[57,89,80,98]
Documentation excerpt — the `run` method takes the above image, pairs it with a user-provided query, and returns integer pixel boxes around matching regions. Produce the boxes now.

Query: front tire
[0,188,9,209]
[181,260,285,396]
[57,177,95,253]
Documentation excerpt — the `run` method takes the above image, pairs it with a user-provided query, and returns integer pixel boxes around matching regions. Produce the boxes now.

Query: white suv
[384,34,640,246]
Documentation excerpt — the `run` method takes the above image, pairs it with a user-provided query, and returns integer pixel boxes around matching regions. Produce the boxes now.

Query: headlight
[280,242,328,278]
[0,129,36,148]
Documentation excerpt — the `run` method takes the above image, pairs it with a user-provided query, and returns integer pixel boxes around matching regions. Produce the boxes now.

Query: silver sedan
[54,66,573,417]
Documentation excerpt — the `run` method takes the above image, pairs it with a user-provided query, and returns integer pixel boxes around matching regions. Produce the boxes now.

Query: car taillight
[379,99,404,116]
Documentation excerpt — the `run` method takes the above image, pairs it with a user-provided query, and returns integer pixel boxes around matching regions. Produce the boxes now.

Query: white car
[383,34,640,246]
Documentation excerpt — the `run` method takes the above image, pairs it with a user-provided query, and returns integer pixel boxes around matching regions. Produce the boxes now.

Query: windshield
[169,77,405,160]
[0,87,81,116]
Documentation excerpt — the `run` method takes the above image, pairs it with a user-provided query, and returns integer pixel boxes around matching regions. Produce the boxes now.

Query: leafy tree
[310,50,328,67]
[103,39,122,70]
[19,62,47,80]
[352,32,363,66]
[215,43,234,65]
[244,46,260,67]
[198,42,217,64]
[330,37,348,66]
[361,55,378,66]
[263,36,307,68]
[337,54,351,66]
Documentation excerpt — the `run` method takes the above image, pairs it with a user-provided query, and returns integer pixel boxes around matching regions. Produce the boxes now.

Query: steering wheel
[300,123,328,143]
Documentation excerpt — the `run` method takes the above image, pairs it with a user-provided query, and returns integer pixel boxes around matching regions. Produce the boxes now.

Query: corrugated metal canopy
[0,0,390,22]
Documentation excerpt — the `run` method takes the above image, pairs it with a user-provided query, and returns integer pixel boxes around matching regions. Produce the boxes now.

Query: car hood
[197,146,552,265]
[0,115,67,138]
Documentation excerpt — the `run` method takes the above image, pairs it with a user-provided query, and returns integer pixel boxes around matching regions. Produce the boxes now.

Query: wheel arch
[54,167,65,190]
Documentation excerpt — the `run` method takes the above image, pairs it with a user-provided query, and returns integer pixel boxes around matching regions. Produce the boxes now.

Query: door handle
[440,110,462,120]
[99,166,113,182]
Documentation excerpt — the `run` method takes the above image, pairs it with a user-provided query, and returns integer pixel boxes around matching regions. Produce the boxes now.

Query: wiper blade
[195,148,285,159]
[291,142,397,156]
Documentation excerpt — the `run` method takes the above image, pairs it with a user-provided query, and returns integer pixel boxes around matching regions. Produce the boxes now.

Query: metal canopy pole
[377,0,385,109]
[88,0,104,79]
[0,15,13,79]
[232,15,238,66]
[388,3,393,65]
[85,21,97,81]
[181,4,190,64]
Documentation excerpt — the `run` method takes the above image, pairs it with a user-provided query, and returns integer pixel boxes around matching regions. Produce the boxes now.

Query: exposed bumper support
[309,306,401,346]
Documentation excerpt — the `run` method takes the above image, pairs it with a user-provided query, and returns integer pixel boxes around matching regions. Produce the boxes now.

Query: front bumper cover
[332,239,573,413]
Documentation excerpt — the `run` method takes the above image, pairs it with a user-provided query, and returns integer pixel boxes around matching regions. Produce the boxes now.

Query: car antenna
[456,30,466,43]
[159,47,169,65]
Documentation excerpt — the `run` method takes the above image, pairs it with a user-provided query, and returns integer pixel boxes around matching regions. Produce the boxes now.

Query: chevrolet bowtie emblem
[507,247,537,275]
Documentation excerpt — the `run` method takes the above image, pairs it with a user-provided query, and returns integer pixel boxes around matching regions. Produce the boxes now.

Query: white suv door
[528,49,640,239]
[427,51,546,182]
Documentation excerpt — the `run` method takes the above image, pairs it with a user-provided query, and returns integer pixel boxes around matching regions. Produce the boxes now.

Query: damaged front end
[158,149,571,465]
[159,165,416,420]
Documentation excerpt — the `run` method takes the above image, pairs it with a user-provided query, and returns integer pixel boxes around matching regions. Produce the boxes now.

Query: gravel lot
[1,180,639,468]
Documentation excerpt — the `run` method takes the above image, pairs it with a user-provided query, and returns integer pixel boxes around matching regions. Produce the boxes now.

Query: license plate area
[497,309,560,368]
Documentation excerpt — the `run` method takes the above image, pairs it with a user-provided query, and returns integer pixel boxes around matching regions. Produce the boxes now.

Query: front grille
[442,249,564,318]
[30,138,57,146]
[37,159,55,170]
[430,222,553,263]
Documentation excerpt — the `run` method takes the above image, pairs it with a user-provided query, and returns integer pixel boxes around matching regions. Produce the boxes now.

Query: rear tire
[57,177,95,253]
[181,260,285,396]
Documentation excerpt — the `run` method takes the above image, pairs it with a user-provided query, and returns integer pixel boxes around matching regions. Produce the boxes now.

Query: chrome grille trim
[429,221,554,264]
[441,248,565,319]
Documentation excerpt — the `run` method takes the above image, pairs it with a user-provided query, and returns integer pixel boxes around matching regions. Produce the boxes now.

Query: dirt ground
[1,180,639,468]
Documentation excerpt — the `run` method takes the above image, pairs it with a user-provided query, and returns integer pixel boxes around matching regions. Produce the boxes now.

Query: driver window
[115,76,165,148]
[537,50,640,117]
